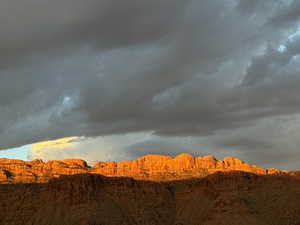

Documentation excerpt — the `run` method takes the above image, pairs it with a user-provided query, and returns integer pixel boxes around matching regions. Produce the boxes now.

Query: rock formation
[1,171,300,225]
[0,153,284,184]
[0,154,299,225]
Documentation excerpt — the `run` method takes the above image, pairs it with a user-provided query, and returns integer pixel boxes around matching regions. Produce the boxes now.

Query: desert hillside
[1,154,300,225]
[1,172,300,225]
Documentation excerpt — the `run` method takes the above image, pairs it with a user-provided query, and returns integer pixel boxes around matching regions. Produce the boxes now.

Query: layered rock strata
[0,153,282,184]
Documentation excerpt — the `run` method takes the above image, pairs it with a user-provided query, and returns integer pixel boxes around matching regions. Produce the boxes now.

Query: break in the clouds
[1,0,300,169]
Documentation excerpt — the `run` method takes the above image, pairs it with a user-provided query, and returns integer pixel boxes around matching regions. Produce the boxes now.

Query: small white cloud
[278,44,287,52]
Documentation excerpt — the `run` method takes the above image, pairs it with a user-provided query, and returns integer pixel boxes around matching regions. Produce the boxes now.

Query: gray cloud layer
[1,0,300,169]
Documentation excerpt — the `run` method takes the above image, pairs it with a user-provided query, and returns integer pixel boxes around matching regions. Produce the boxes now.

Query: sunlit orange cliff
[1,154,300,225]
[0,153,283,183]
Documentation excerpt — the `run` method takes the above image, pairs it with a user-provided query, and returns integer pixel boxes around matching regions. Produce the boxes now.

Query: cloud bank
[1,0,300,169]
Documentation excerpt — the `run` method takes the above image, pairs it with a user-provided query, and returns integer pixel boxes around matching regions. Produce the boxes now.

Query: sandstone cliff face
[0,154,283,184]
[0,154,298,225]
[0,158,89,183]
[93,153,270,179]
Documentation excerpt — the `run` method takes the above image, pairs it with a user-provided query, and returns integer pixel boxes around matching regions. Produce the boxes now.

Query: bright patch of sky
[277,27,300,52]
[0,145,30,160]
[278,44,287,52]
[288,27,300,41]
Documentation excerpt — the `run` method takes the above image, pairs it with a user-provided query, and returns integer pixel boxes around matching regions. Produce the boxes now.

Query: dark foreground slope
[1,172,300,225]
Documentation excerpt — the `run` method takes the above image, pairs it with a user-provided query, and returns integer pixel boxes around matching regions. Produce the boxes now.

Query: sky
[1,0,300,170]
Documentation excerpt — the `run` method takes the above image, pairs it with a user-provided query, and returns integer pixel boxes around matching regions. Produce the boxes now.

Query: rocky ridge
[1,172,300,225]
[0,153,283,184]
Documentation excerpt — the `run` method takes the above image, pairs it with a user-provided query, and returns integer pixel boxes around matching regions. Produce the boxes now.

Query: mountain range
[1,154,300,225]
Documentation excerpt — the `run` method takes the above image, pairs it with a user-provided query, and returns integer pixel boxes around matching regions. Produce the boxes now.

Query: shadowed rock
[1,172,300,225]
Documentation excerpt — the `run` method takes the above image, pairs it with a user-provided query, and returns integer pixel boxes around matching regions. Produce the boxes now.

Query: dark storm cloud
[209,114,300,170]
[0,0,187,67]
[269,0,300,27]
[1,0,300,169]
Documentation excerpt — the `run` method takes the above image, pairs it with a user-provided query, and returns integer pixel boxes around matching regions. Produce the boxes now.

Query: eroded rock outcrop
[92,153,275,179]
[0,154,285,184]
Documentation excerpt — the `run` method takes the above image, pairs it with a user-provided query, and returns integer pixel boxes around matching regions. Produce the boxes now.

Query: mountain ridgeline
[0,153,283,183]
[1,154,300,225]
